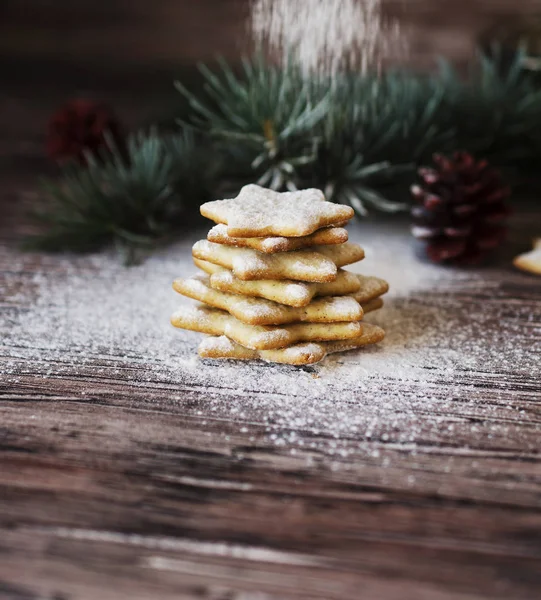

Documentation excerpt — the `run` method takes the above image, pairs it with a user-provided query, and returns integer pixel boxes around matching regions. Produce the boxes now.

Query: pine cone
[47,98,124,165]
[411,152,511,264]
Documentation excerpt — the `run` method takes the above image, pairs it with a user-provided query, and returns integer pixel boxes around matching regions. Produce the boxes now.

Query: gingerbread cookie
[200,184,354,238]
[207,223,349,254]
[170,305,363,350]
[198,323,385,365]
[173,275,364,326]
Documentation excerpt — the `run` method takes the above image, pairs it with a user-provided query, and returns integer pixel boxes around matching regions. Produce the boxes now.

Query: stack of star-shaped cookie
[171,185,388,366]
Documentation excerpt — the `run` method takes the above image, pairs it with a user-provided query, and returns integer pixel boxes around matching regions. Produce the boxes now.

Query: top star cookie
[200,184,354,238]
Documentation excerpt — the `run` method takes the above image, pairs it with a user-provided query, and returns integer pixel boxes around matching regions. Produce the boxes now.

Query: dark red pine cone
[411,152,511,265]
[46,98,124,165]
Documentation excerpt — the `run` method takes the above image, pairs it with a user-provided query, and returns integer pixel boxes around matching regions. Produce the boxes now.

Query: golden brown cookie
[194,258,321,306]
[352,275,389,304]
[313,243,365,266]
[170,305,363,350]
[200,184,354,238]
[192,240,336,282]
[207,223,349,254]
[195,258,385,308]
[361,298,384,313]
[198,323,385,365]
[192,240,364,282]
[173,275,364,326]
[513,238,541,276]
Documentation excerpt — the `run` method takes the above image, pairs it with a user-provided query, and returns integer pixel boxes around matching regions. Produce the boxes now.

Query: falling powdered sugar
[250,0,405,77]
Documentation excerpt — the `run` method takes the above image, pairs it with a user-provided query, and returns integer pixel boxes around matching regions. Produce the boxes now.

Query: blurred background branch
[3,0,541,250]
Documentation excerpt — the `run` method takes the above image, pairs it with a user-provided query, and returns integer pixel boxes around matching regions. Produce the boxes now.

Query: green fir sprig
[176,56,331,191]
[311,72,453,214]
[437,47,541,176]
[27,129,214,263]
[178,49,541,216]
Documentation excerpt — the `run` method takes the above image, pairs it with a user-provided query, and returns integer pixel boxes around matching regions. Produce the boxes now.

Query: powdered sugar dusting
[2,221,540,460]
[200,335,239,355]
[201,185,352,237]
[196,239,339,282]
[177,275,363,324]
[284,283,312,302]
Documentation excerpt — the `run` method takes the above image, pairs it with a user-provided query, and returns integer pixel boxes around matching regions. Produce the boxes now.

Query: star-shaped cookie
[200,184,354,238]
[197,322,386,366]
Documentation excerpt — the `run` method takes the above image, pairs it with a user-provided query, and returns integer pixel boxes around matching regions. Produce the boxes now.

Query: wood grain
[1,86,541,600]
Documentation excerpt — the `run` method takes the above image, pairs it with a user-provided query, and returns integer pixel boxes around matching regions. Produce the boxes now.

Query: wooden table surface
[1,86,541,600]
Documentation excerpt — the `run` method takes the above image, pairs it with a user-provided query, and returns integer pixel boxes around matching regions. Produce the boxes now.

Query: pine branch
[309,72,452,214]
[174,49,541,214]
[436,47,541,173]
[175,57,455,214]
[26,129,214,263]
[176,55,331,191]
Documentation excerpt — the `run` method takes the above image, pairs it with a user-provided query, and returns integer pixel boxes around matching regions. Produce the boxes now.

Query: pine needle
[26,129,214,264]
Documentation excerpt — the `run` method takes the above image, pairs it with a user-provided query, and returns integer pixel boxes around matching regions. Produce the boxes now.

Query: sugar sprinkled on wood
[2,222,539,464]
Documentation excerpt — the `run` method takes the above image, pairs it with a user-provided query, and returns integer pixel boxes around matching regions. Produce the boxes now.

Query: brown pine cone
[411,152,511,264]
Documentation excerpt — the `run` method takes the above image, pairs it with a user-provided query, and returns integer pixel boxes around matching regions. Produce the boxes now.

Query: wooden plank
[0,392,541,599]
